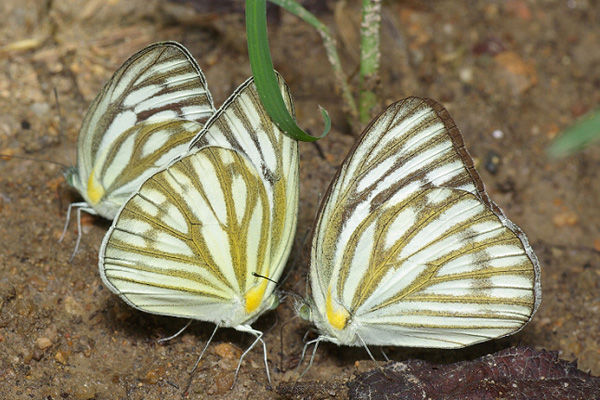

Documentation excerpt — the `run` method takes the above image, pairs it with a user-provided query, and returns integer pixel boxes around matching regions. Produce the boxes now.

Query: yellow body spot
[245,278,269,314]
[87,169,105,205]
[326,288,349,330]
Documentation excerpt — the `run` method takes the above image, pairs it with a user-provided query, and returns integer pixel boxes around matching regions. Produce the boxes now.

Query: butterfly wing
[310,97,541,347]
[72,42,215,218]
[99,76,299,326]
[191,74,300,280]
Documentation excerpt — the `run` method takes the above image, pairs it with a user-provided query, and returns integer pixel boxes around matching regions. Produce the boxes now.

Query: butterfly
[297,97,541,367]
[60,41,215,259]
[98,74,299,384]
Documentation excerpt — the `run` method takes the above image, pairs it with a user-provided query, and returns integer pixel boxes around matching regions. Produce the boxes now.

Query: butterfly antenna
[157,319,192,343]
[54,87,67,144]
[251,272,278,284]
[278,314,300,372]
[0,153,68,169]
[311,141,326,160]
[183,323,220,396]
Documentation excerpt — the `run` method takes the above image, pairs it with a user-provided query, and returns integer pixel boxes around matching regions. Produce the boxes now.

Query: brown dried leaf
[348,347,600,400]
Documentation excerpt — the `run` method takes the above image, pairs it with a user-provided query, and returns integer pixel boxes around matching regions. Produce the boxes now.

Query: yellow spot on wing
[87,169,105,205]
[326,288,349,330]
[245,278,269,314]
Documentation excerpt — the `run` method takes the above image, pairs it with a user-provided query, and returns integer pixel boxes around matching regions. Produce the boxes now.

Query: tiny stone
[458,67,473,83]
[64,295,84,316]
[213,343,242,360]
[29,102,50,118]
[484,150,502,175]
[214,372,235,394]
[55,350,68,365]
[492,129,504,139]
[35,337,52,350]
[73,382,96,400]
[32,348,44,361]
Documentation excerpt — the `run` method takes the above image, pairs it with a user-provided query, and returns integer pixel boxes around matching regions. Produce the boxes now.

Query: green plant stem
[246,0,330,142]
[358,0,381,124]
[268,0,358,126]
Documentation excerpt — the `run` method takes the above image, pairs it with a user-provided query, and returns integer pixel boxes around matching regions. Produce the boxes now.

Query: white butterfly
[61,41,215,258]
[298,97,541,367]
[98,74,299,384]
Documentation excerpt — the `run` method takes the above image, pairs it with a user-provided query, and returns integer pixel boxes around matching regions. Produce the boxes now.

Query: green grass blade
[268,0,358,125]
[246,0,330,142]
[547,109,600,158]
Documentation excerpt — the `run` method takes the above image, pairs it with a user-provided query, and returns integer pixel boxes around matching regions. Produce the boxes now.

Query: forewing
[76,42,215,192]
[99,147,272,323]
[311,98,540,347]
[191,75,300,291]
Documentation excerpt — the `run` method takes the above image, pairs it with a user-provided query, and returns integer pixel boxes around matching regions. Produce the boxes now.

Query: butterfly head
[63,166,79,188]
[296,300,313,322]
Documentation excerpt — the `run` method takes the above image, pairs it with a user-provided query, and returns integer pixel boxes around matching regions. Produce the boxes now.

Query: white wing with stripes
[307,97,541,348]
[98,76,299,327]
[67,41,215,219]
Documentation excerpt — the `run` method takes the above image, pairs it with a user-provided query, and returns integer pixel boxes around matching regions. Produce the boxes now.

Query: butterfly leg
[358,334,390,378]
[69,204,96,262]
[157,319,192,343]
[233,325,270,387]
[380,347,390,362]
[183,323,220,396]
[296,336,323,380]
[59,201,87,242]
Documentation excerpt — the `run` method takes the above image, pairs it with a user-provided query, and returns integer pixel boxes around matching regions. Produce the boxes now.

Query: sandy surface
[0,0,599,399]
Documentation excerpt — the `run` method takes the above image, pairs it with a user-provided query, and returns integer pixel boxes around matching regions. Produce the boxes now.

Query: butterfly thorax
[299,290,361,346]
[225,289,279,328]
[64,165,116,219]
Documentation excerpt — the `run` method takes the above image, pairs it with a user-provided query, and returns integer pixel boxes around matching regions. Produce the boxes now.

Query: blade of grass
[246,0,330,142]
[268,0,358,125]
[547,109,600,158]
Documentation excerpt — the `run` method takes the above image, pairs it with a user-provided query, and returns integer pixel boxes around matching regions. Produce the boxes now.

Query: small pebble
[213,343,242,360]
[55,350,68,365]
[492,129,504,139]
[73,382,96,400]
[552,212,578,227]
[35,337,52,350]
[458,67,473,83]
[484,150,502,175]
[142,366,165,384]
[29,102,50,118]
[214,372,235,394]
[64,295,84,316]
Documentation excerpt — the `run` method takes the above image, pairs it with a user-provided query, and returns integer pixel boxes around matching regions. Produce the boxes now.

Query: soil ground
[0,1,599,399]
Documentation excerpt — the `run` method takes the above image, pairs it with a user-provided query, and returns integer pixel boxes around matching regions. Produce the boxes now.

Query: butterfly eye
[297,303,313,321]
[63,167,78,188]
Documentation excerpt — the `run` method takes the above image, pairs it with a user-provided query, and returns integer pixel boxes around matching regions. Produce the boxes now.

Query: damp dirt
[0,1,599,399]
